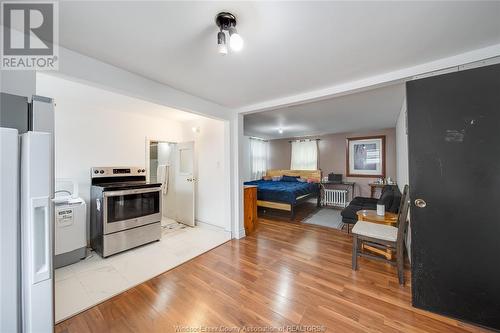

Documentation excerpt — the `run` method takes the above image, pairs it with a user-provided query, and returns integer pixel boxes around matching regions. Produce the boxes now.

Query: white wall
[396,97,410,260]
[0,71,36,98]
[396,98,409,190]
[183,118,229,231]
[242,136,252,182]
[233,113,245,238]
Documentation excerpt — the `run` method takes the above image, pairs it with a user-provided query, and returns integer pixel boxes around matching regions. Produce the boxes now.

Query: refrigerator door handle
[31,196,51,284]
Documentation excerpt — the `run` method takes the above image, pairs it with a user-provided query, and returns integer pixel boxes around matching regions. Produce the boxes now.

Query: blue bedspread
[244,180,318,204]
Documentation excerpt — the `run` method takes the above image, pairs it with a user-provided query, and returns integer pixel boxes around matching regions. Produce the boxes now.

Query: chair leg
[352,235,359,270]
[396,245,405,285]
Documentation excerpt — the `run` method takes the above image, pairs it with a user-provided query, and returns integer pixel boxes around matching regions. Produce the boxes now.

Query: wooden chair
[351,185,410,285]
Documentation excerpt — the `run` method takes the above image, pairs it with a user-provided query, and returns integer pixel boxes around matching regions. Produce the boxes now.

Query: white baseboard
[195,219,231,233]
[236,227,246,239]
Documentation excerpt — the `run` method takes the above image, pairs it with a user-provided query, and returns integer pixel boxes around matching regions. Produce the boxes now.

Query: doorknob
[414,198,427,208]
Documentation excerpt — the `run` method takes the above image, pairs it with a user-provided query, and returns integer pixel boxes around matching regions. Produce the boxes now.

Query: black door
[407,64,500,330]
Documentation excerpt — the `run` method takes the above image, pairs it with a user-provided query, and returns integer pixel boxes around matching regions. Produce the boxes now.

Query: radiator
[323,189,348,208]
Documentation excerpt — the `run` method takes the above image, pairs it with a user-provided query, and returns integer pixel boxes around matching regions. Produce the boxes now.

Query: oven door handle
[103,187,162,197]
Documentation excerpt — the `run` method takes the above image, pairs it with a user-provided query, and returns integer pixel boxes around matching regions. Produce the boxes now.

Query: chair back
[396,185,410,244]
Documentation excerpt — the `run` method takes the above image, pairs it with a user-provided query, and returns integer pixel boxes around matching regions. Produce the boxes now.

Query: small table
[356,209,398,225]
[356,209,398,259]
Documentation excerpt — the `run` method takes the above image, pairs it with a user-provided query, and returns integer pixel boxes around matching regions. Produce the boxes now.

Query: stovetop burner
[94,181,162,191]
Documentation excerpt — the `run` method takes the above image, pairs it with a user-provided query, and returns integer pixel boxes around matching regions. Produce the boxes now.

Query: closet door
[407,63,500,330]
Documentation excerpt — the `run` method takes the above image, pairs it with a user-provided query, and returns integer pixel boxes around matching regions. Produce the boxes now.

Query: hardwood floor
[56,212,489,333]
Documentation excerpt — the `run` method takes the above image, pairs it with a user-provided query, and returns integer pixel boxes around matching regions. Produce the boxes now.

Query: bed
[244,169,321,219]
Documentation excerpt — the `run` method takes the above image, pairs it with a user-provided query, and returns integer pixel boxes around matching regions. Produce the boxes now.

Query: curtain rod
[249,136,268,142]
[288,138,321,143]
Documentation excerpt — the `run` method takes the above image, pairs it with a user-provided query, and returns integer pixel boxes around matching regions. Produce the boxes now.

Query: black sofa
[341,185,402,225]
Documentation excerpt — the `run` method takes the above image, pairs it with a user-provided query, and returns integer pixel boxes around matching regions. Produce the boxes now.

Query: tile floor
[55,222,231,323]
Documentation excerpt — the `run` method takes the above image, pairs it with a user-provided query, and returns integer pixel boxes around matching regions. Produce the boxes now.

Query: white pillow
[272,176,282,181]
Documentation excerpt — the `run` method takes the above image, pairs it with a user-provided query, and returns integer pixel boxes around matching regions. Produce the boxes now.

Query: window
[249,138,268,180]
[290,140,318,170]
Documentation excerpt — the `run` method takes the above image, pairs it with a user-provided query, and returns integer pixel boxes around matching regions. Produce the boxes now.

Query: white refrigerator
[1,95,54,333]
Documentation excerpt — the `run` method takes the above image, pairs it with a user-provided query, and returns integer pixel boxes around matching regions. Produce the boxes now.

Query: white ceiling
[244,83,405,139]
[36,73,205,123]
[58,1,500,109]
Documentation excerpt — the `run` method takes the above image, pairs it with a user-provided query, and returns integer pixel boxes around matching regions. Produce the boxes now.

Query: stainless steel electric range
[90,167,162,257]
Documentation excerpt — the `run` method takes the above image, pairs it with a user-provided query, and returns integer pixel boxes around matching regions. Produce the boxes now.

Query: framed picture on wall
[346,135,386,177]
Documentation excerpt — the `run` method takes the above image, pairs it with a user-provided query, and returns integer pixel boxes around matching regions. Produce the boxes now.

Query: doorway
[147,140,196,228]
[148,140,177,227]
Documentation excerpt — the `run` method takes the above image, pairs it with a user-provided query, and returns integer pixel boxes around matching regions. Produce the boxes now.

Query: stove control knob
[99,170,104,174]
[141,169,146,173]
[94,170,99,174]
[137,169,142,173]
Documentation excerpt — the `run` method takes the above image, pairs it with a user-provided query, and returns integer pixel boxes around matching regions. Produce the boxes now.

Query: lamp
[215,12,243,54]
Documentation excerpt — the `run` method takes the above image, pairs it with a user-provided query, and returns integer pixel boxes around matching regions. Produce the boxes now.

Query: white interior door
[175,141,195,226]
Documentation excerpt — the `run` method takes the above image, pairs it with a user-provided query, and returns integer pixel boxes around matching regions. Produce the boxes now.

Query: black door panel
[407,63,500,330]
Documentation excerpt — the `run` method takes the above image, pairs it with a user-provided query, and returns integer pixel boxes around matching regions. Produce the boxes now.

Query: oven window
[107,191,160,223]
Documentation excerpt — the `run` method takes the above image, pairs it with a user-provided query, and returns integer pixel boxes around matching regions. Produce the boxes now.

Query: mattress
[244,179,318,204]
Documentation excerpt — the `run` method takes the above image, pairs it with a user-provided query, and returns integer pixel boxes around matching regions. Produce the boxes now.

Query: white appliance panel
[21,131,54,333]
[55,201,87,255]
[0,128,20,333]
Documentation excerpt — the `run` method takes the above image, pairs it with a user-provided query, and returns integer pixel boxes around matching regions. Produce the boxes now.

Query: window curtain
[250,138,268,180]
[290,140,318,170]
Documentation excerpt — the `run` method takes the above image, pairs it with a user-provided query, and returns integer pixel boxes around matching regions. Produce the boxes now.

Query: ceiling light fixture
[278,128,284,134]
[215,12,243,54]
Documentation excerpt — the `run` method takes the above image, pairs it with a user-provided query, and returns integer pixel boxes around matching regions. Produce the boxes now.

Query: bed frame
[257,169,322,219]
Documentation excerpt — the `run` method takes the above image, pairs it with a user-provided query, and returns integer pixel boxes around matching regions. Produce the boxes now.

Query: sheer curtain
[250,138,268,180]
[290,140,318,170]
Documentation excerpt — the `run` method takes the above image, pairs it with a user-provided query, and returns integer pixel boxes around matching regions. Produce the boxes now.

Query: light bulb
[278,128,283,134]
[218,43,228,55]
[229,27,243,51]
[217,31,227,55]
[230,33,243,51]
